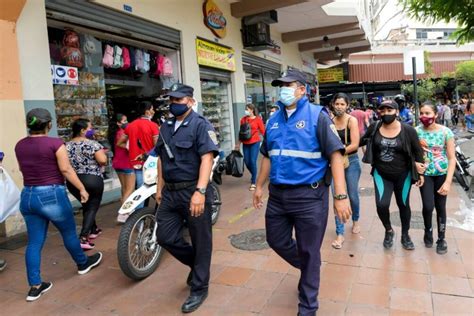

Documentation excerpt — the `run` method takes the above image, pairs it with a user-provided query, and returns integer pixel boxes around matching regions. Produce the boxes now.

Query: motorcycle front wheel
[210,183,221,225]
[117,207,163,280]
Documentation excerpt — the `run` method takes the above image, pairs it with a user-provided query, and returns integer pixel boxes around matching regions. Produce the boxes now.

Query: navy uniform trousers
[156,186,213,295]
[265,183,329,316]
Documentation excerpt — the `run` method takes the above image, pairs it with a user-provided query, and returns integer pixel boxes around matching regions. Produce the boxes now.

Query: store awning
[230,0,371,63]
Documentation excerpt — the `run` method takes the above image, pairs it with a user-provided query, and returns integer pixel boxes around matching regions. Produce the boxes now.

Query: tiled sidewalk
[0,162,473,315]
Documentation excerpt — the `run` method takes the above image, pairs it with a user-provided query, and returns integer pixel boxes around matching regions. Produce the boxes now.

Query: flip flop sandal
[331,238,344,249]
[352,224,361,234]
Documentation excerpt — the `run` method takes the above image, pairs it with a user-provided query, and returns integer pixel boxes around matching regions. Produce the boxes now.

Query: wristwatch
[333,194,348,200]
[196,187,206,195]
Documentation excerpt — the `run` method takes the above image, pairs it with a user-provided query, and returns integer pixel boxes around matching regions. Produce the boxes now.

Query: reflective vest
[266,97,328,185]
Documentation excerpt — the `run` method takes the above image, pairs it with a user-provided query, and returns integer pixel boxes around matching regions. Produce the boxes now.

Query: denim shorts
[115,168,134,175]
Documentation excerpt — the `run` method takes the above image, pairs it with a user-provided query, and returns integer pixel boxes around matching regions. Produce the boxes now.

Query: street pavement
[0,158,473,315]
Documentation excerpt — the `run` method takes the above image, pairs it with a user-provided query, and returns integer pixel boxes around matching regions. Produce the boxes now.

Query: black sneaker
[423,231,433,248]
[77,252,103,275]
[436,239,448,254]
[26,282,53,302]
[401,234,415,250]
[383,230,395,249]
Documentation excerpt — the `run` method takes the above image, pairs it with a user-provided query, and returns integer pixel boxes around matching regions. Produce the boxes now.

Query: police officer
[253,69,352,316]
[394,94,414,125]
[155,83,219,313]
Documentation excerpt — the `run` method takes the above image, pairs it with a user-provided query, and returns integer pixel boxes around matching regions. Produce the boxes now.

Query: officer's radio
[159,133,175,161]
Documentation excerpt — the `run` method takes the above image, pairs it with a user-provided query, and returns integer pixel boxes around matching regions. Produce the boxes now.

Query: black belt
[164,181,198,191]
[272,179,324,190]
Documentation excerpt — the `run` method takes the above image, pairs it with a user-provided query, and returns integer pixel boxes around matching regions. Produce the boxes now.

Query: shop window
[48,26,180,181]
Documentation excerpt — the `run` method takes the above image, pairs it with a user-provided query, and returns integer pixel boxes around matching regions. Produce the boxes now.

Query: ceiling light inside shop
[322,0,357,16]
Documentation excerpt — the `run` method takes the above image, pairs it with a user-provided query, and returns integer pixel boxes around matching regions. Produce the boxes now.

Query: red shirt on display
[240,115,265,145]
[124,117,159,167]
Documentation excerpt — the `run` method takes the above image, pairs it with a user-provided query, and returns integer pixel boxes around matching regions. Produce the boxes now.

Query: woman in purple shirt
[15,108,102,302]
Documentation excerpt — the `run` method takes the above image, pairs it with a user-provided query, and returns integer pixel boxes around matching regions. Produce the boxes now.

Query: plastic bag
[225,150,244,178]
[0,167,21,223]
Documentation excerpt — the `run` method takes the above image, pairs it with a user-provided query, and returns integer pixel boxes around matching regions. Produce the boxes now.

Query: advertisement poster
[196,38,236,71]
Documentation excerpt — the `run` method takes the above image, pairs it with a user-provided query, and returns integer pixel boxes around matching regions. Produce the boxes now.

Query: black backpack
[239,119,252,141]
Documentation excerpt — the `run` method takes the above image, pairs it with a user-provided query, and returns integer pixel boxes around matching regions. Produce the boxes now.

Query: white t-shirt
[174,120,183,131]
[286,108,297,118]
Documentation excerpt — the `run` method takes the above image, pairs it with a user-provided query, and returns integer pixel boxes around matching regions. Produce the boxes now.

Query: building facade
[1,0,371,236]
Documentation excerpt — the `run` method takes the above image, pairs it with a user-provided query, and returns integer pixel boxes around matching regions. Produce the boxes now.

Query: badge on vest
[296,120,305,129]
[270,122,279,129]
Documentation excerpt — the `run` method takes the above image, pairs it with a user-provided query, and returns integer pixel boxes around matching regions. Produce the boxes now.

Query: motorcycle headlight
[144,169,157,185]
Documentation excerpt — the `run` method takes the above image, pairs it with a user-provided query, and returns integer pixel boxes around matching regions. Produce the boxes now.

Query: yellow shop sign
[196,38,236,71]
[318,68,344,83]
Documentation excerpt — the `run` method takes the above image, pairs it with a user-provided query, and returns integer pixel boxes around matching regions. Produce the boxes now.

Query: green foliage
[400,0,474,43]
[401,79,437,103]
[455,60,474,83]
[423,51,433,76]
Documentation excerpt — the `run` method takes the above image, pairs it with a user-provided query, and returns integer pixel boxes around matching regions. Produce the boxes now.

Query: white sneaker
[116,214,129,223]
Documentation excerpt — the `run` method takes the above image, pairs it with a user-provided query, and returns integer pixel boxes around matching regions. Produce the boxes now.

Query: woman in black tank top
[330,93,361,249]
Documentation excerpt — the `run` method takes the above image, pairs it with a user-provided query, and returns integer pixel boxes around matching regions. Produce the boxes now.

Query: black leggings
[373,169,413,235]
[67,174,104,238]
[420,175,447,240]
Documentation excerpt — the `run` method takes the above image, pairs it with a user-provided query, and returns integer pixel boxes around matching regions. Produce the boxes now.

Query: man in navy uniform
[253,69,351,316]
[155,83,218,313]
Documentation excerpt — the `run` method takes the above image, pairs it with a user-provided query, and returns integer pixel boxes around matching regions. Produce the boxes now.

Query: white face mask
[245,110,251,116]
[279,87,297,107]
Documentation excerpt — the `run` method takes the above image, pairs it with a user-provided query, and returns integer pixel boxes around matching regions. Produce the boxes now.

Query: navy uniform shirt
[261,110,344,160]
[155,110,219,183]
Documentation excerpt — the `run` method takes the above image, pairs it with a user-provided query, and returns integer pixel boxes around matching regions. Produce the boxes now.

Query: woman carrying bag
[15,109,102,302]
[235,104,265,191]
[329,93,361,249]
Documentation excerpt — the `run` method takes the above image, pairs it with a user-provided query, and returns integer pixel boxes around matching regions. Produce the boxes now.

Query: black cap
[271,69,307,87]
[26,108,52,127]
[164,83,194,98]
[378,100,399,110]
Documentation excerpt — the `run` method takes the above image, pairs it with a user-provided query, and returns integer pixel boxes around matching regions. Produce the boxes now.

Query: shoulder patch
[208,130,219,145]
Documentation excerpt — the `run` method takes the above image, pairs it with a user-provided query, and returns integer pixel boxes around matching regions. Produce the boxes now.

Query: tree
[400,0,474,43]
[455,60,474,83]
[401,79,437,103]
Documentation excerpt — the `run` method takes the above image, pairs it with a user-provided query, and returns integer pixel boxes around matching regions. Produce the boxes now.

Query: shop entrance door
[244,68,279,122]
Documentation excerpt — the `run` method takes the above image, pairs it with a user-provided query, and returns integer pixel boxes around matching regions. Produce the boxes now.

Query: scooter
[116,154,225,280]
[454,138,473,191]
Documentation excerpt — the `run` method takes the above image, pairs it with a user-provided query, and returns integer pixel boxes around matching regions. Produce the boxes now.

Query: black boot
[436,239,448,254]
[423,230,433,248]
[383,230,395,249]
[401,234,415,250]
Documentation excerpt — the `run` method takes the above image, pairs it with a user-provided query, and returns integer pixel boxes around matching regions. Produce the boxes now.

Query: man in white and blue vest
[253,69,351,316]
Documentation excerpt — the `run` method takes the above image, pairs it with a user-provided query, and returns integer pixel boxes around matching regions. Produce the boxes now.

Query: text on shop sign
[196,39,235,71]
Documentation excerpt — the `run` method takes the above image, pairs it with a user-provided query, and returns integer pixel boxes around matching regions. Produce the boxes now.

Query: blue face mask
[170,103,189,117]
[279,87,297,107]
[85,129,95,139]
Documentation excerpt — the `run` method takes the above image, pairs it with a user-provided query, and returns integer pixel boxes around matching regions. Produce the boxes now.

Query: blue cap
[271,69,307,87]
[164,83,194,98]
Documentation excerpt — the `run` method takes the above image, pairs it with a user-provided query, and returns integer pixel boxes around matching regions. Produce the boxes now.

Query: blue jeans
[134,168,144,208]
[333,154,361,235]
[242,142,260,184]
[466,114,474,130]
[19,185,87,286]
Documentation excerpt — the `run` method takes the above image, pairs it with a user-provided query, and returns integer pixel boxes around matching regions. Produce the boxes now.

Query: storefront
[242,53,281,122]
[45,0,181,192]
[196,38,236,154]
